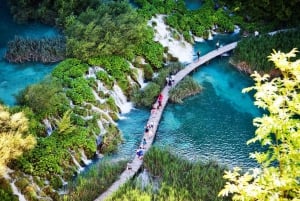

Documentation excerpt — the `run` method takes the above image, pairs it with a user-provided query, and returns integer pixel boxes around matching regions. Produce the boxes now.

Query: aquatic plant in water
[5,36,66,63]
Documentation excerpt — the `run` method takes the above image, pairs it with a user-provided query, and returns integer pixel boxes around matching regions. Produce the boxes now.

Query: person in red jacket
[158,93,163,108]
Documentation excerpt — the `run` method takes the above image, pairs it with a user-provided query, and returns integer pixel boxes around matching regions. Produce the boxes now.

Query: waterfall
[97,120,107,135]
[57,176,68,195]
[110,84,132,114]
[70,153,84,173]
[86,67,96,78]
[80,149,92,166]
[194,35,204,42]
[3,170,26,201]
[233,25,241,34]
[90,104,117,125]
[137,68,147,88]
[132,66,147,88]
[92,89,106,104]
[149,14,194,63]
[96,80,109,94]
[43,118,53,136]
[136,169,150,190]
[208,30,213,40]
[11,181,26,201]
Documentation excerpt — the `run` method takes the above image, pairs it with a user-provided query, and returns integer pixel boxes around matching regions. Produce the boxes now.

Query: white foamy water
[148,15,194,63]
[80,149,92,166]
[70,153,84,173]
[110,84,133,114]
[3,170,26,201]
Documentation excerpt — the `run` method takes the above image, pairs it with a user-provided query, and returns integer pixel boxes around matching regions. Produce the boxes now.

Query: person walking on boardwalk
[197,51,201,60]
[142,138,147,149]
[158,93,163,108]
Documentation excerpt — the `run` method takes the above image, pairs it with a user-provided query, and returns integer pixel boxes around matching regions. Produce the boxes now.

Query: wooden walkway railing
[94,41,238,201]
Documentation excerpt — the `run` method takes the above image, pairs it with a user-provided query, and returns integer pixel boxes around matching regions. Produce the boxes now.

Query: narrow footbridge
[94,41,237,201]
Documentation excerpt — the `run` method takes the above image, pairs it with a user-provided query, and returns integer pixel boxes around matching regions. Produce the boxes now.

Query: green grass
[62,160,127,201]
[108,147,231,201]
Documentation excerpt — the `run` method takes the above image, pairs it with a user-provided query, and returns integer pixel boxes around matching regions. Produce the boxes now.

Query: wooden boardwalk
[94,41,237,201]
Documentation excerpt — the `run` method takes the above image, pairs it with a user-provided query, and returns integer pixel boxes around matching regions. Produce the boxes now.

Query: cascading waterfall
[233,25,241,34]
[208,30,213,40]
[11,181,26,201]
[58,176,68,195]
[70,153,84,173]
[80,149,92,166]
[90,104,117,125]
[43,118,53,136]
[3,170,26,201]
[149,14,194,63]
[136,169,150,190]
[130,64,147,88]
[110,84,133,114]
[92,90,106,104]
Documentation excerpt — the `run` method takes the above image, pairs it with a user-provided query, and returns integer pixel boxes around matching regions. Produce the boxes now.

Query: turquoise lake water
[0,1,58,105]
[116,25,261,169]
[117,57,261,169]
[0,0,261,170]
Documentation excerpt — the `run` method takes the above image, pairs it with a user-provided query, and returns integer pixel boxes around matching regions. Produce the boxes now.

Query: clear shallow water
[155,58,261,169]
[118,58,261,168]
[118,58,261,170]
[0,1,59,105]
[193,32,241,60]
[115,31,260,169]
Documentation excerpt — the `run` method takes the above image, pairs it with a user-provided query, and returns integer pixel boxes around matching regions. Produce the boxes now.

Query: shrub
[132,82,161,108]
[143,64,154,81]
[169,76,202,103]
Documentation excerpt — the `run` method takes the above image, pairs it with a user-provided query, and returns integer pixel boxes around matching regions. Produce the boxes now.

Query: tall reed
[62,160,127,201]
[108,147,231,201]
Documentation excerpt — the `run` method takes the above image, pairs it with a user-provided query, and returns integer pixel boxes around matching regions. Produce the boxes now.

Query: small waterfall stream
[110,84,133,114]
[70,153,84,173]
[136,169,151,190]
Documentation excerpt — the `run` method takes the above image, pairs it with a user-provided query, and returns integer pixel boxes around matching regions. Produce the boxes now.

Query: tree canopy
[8,0,99,26]
[221,0,300,29]
[0,105,36,176]
[65,1,154,61]
[219,49,300,200]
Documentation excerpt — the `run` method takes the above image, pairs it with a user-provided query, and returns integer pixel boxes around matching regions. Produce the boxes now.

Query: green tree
[65,1,152,61]
[17,77,69,118]
[219,49,300,200]
[0,105,36,176]
[55,110,75,135]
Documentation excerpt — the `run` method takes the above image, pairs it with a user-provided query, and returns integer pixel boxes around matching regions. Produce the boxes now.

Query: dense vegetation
[5,58,123,200]
[8,0,99,26]
[220,0,300,31]
[64,1,160,62]
[220,49,300,200]
[232,29,300,74]
[132,62,184,108]
[5,36,65,63]
[108,147,230,201]
[63,160,127,201]
[134,0,235,41]
[2,0,300,200]
[169,76,202,103]
[0,105,36,176]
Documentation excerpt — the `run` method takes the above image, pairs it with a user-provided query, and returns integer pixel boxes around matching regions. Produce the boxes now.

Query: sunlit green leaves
[220,49,300,200]
[0,105,36,176]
